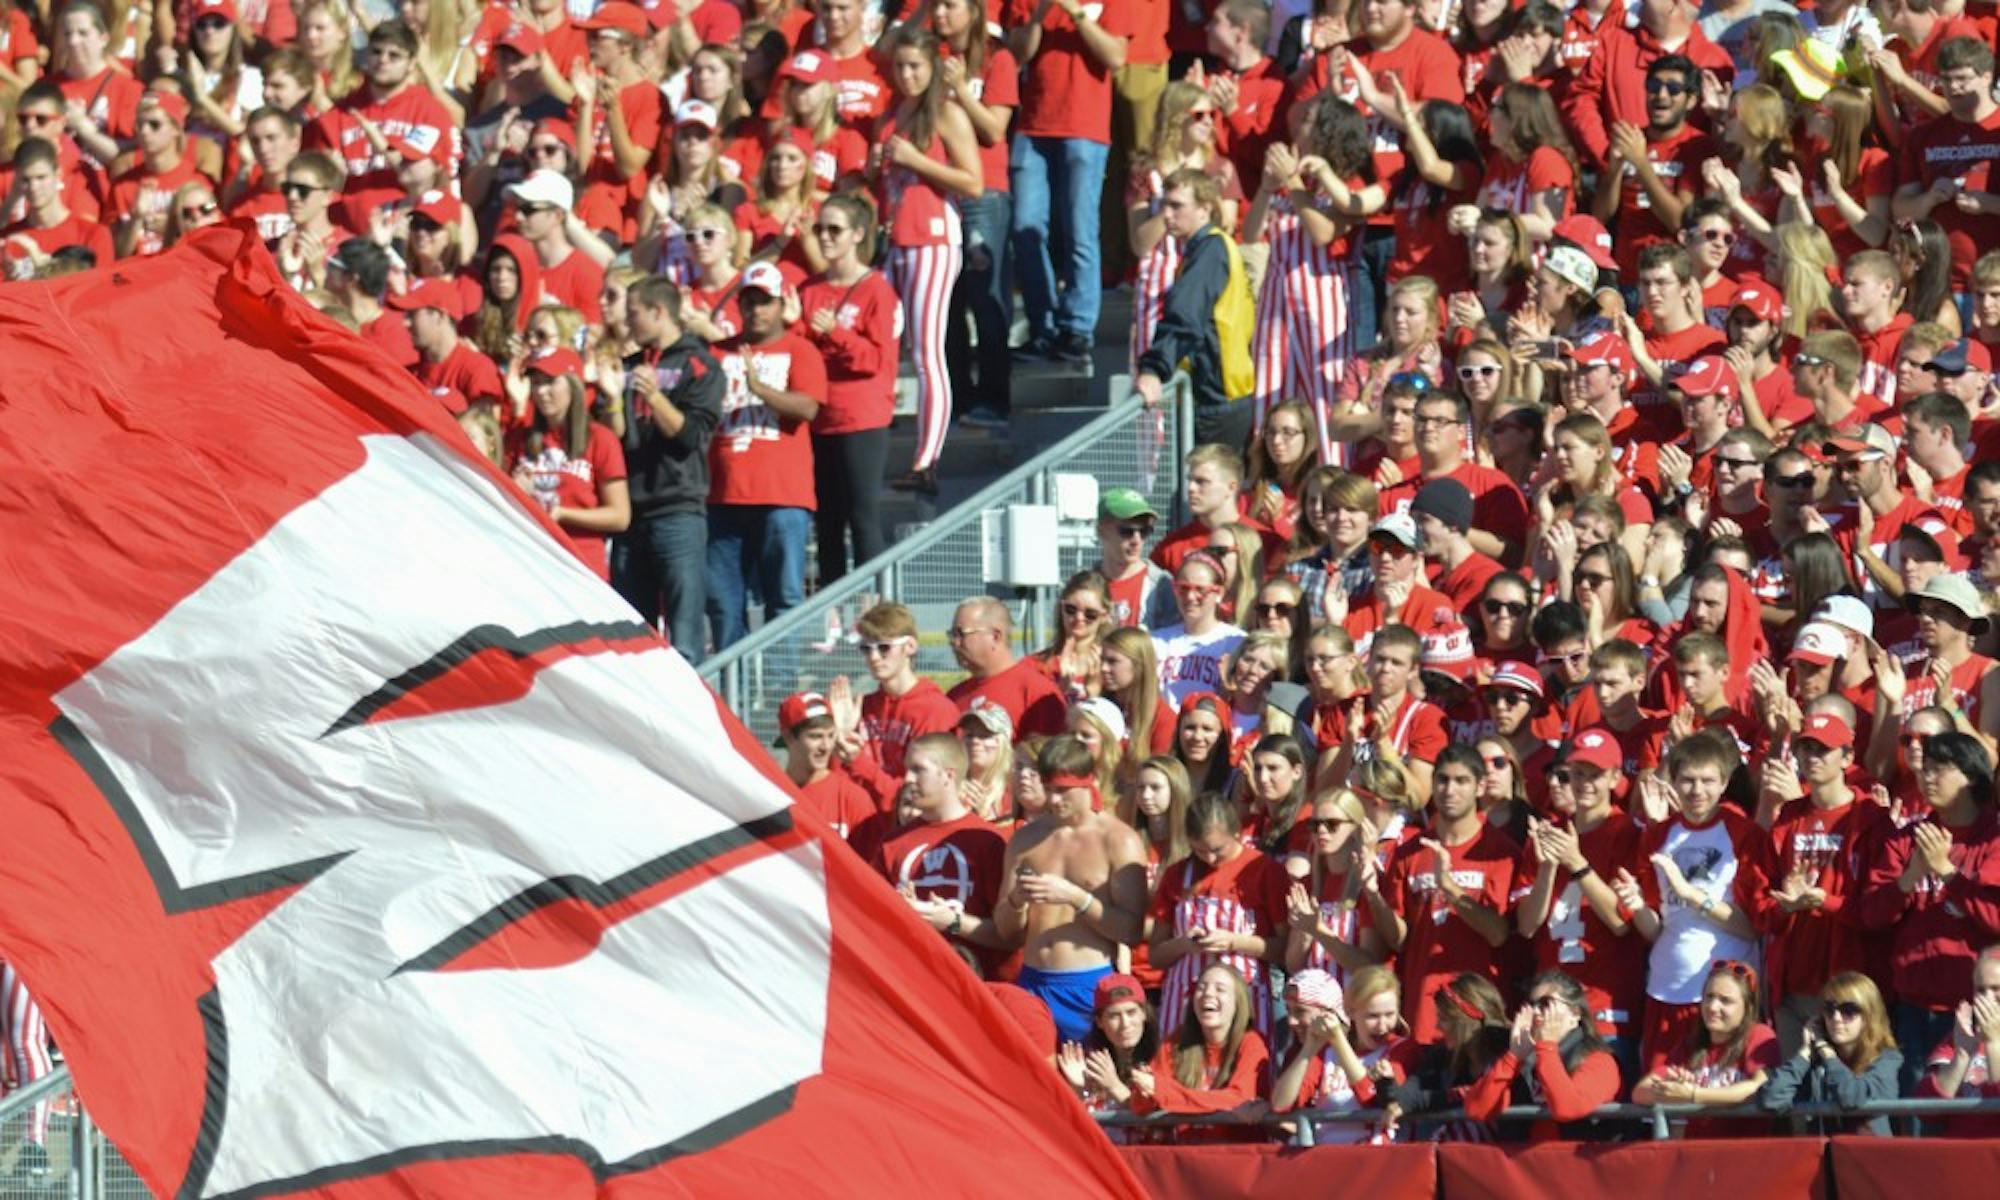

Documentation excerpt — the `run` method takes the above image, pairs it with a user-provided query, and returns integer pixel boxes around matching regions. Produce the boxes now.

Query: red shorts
[1639,996,1701,1071]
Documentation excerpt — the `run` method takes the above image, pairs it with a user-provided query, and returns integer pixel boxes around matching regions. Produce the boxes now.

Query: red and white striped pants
[1130,238,1180,371]
[888,243,963,472]
[1251,245,1353,466]
[1,961,50,1146]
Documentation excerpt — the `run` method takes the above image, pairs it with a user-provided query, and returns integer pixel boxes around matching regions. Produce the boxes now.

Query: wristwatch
[1638,574,1662,590]
[947,910,964,937]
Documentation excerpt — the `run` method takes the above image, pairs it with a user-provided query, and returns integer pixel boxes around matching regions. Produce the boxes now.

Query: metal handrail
[1094,1095,2000,1144]
[0,1062,71,1120]
[696,373,1192,712]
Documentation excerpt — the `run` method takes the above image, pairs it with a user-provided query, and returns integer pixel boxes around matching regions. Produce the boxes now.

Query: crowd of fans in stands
[6,0,2000,1150]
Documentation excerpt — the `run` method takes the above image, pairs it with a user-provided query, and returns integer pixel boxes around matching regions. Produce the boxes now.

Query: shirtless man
[994,735,1148,1044]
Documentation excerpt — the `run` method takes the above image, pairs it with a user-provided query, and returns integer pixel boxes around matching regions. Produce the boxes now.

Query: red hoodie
[846,677,963,809]
[470,232,544,336]
[1856,807,2000,1009]
[1563,22,1733,167]
[1646,564,1768,713]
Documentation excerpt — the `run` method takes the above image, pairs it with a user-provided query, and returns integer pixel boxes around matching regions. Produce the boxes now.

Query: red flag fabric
[0,229,1142,1199]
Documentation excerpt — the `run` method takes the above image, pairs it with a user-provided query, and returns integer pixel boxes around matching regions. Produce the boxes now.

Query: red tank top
[878,108,961,248]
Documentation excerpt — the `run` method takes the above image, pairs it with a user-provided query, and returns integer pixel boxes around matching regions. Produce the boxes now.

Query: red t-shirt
[874,810,1011,976]
[799,269,900,434]
[946,657,1069,738]
[415,340,505,407]
[831,47,893,130]
[0,8,39,68]
[797,767,879,840]
[1341,581,1459,660]
[709,330,825,509]
[1476,145,1573,219]
[3,213,113,269]
[504,420,628,578]
[535,248,606,324]
[1612,124,1716,276]
[1379,461,1530,542]
[58,68,146,161]
[1002,0,1136,144]
[227,186,292,242]
[948,42,1020,193]
[1807,146,1895,264]
[575,79,663,242]
[1510,811,1648,1032]
[845,677,965,808]
[109,154,211,257]
[1766,796,1894,1001]
[309,84,456,194]
[1897,108,2000,287]
[1385,820,1520,1043]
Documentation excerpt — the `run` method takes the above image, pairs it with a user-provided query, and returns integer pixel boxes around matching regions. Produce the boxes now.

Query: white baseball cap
[506,168,575,212]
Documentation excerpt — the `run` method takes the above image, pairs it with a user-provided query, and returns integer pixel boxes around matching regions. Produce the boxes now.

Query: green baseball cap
[1098,487,1159,522]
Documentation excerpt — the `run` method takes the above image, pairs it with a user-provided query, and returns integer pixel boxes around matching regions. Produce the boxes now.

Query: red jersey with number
[1509,811,1647,1033]
[1385,820,1519,1043]
[709,331,824,509]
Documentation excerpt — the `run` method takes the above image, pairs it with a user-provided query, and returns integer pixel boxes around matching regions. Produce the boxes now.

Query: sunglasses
[689,227,727,242]
[1549,650,1589,667]
[280,181,326,198]
[1255,601,1297,618]
[1061,602,1106,621]
[1527,994,1567,1012]
[1483,598,1530,617]
[1696,227,1737,246]
[811,223,852,236]
[195,15,231,29]
[518,203,557,217]
[1715,456,1759,470]
[1482,755,1510,771]
[1457,364,1500,380]
[860,639,905,657]
[179,201,219,221]
[1310,817,1350,831]
[1388,371,1432,392]
[1645,78,1689,96]
[1575,571,1613,589]
[1116,523,1152,540]
[1824,1000,1866,1020]
[1770,471,1816,489]
[1793,352,1827,369]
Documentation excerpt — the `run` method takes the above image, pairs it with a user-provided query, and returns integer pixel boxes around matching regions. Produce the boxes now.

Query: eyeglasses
[1457,364,1499,380]
[1527,994,1566,1012]
[1267,424,1306,440]
[1414,413,1458,428]
[1644,78,1689,96]
[1793,352,1827,369]
[1715,456,1759,470]
[1549,650,1589,667]
[946,627,996,642]
[1575,571,1613,589]
[689,227,727,242]
[1695,227,1737,246]
[1255,601,1297,618]
[280,181,326,198]
[1061,602,1106,621]
[178,201,219,221]
[1482,754,1510,771]
[811,223,852,236]
[1483,598,1530,617]
[1770,471,1816,489]
[1824,1000,1866,1020]
[860,639,905,657]
[1388,372,1432,392]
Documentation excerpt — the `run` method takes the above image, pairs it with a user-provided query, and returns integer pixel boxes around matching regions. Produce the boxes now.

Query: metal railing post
[77,1106,95,1200]
[1651,1105,1669,1141]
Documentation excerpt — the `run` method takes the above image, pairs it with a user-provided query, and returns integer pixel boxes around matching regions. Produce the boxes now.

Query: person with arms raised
[995,736,1149,1044]
[1462,970,1622,1139]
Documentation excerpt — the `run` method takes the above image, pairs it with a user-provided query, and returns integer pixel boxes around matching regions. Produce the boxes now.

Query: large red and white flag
[0,230,1142,1199]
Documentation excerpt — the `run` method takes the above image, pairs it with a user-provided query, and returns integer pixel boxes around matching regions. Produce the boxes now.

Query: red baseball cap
[141,88,190,129]
[1729,280,1784,325]
[777,690,833,734]
[1674,354,1739,401]
[1092,973,1147,1014]
[778,50,839,87]
[391,130,449,166]
[410,188,462,227]
[191,0,239,22]
[1798,712,1855,750]
[638,0,680,28]
[578,2,647,36]
[1484,660,1546,702]
[526,345,586,379]
[496,21,544,56]
[1567,728,1623,773]
[386,276,462,317]
[1552,214,1617,272]
[534,116,578,153]
[1570,331,1635,380]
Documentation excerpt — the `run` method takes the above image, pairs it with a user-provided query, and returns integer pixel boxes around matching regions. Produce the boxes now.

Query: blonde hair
[1150,80,1215,172]
[1775,222,1839,337]
[1343,963,1405,1031]
[1103,627,1165,761]
[1122,756,1193,870]
[1069,704,1128,802]
[1172,964,1255,1087]
[1212,523,1266,624]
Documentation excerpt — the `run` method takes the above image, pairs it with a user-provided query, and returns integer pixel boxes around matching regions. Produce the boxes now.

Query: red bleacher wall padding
[1437,1139,1829,1200]
[1116,1144,1438,1200]
[1827,1136,2000,1200]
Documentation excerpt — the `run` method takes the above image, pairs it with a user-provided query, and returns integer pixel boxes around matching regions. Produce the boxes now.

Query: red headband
[1044,772,1103,812]
[1439,985,1485,1023]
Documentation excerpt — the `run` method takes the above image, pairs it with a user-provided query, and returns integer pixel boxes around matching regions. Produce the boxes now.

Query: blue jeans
[1349,226,1395,354]
[705,505,811,651]
[1010,135,1109,342]
[610,510,708,663]
[949,189,1014,414]
[1893,1002,1956,1101]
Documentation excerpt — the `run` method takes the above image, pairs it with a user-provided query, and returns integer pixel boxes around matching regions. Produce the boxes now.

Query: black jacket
[1137,223,1232,412]
[621,335,722,518]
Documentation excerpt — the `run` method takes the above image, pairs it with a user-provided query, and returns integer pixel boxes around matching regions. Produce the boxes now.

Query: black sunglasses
[1645,78,1689,96]
[280,181,325,198]
[1825,1000,1866,1020]
[1770,471,1816,489]
[1483,598,1530,616]
[1255,601,1297,617]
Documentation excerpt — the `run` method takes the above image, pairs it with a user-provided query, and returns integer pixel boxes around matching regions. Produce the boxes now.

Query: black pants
[812,426,889,583]
[1194,399,1255,457]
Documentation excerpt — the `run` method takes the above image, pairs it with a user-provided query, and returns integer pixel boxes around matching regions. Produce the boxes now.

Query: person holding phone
[1759,971,1903,1135]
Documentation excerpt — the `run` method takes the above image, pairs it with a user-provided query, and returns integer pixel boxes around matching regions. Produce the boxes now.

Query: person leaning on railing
[1630,959,1779,1138]
[1383,973,1512,1142]
[1125,962,1271,1138]
[1758,971,1903,1137]
[1459,971,1623,1142]
[1270,966,1416,1144]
